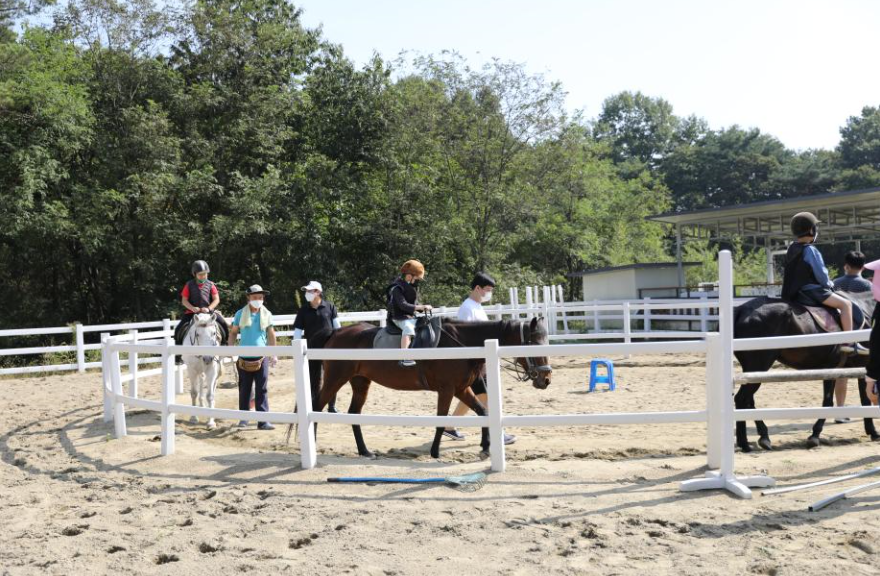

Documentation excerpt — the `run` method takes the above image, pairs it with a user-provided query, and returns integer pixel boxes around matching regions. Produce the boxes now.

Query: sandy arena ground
[2,354,880,575]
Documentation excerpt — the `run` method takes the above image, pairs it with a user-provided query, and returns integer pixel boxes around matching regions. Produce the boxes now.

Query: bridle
[501,321,552,382]
[440,319,550,383]
[187,315,221,365]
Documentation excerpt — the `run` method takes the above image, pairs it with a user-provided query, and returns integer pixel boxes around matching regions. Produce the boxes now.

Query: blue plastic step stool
[589,359,616,392]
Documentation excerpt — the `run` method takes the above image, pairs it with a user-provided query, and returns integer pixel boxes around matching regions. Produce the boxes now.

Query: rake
[327,472,487,492]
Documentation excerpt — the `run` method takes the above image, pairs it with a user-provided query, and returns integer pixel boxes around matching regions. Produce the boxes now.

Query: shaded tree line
[2,0,879,330]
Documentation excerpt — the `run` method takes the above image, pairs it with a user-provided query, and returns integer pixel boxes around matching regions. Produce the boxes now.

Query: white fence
[101,250,877,500]
[2,288,738,376]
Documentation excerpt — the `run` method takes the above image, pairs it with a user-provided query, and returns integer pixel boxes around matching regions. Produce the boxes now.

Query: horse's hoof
[359,451,376,459]
[870,433,880,442]
[806,436,821,449]
[478,450,490,460]
[758,437,772,450]
[737,442,752,453]
[206,421,216,430]
[189,416,198,425]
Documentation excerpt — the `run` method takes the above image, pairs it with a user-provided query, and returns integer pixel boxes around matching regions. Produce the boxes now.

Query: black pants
[238,360,269,413]
[310,359,336,411]
[867,306,880,382]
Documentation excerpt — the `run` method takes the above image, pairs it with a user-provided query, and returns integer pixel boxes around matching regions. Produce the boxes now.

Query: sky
[296,0,880,152]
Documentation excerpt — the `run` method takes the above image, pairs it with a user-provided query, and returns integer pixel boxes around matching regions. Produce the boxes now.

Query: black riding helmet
[790,212,819,238]
[192,260,210,275]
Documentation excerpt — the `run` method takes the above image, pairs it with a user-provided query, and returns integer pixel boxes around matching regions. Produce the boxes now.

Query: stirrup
[398,359,416,368]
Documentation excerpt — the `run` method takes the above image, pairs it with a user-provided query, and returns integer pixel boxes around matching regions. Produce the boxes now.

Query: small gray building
[568,262,700,300]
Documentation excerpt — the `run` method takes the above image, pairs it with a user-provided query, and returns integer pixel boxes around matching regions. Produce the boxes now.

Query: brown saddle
[795,291,874,333]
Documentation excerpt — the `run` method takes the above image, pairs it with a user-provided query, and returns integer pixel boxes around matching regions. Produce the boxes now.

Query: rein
[440,321,551,383]
[187,319,221,365]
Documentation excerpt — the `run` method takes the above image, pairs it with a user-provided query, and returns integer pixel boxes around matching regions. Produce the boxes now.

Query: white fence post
[378,310,387,328]
[294,339,317,469]
[101,332,112,423]
[592,300,600,333]
[542,286,552,334]
[705,333,722,469]
[525,287,534,320]
[680,250,774,498]
[160,337,176,456]
[75,323,85,373]
[109,344,126,438]
[623,302,632,359]
[128,329,139,398]
[557,285,569,334]
[644,297,652,332]
[484,339,505,473]
[699,293,709,333]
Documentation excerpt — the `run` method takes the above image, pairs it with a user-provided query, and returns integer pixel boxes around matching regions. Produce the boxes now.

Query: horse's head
[514,317,552,389]
[187,313,221,363]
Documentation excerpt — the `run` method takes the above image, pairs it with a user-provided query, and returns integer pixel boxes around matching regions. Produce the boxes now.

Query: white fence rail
[100,250,878,504]
[3,290,743,377]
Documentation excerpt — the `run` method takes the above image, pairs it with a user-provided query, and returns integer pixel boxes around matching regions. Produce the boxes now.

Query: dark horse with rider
[734,212,880,451]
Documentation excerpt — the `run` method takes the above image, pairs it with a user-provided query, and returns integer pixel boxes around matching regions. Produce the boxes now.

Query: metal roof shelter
[647,187,880,284]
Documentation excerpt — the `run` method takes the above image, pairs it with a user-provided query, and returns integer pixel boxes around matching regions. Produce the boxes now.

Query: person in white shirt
[443,272,516,445]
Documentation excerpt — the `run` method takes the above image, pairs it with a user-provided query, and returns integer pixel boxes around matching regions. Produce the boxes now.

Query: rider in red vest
[174,260,229,363]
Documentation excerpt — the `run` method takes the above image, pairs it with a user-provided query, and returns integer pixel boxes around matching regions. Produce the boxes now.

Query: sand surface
[2,354,880,575]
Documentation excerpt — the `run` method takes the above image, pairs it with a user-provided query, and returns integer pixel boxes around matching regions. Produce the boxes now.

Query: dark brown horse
[313,317,551,458]
[734,295,877,452]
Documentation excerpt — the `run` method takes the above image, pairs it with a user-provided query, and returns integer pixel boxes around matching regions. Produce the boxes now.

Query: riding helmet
[400,259,425,278]
[790,212,819,237]
[192,260,210,275]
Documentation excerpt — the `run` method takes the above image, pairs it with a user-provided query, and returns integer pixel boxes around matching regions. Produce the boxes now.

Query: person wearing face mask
[387,260,432,368]
[293,281,342,413]
[442,272,516,445]
[782,212,867,355]
[174,260,229,364]
[228,285,278,430]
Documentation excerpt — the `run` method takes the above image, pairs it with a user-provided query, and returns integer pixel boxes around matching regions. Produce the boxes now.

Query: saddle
[373,315,442,350]
[794,291,874,333]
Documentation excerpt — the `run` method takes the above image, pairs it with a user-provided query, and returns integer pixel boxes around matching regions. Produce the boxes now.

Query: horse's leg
[857,378,880,441]
[429,386,456,459]
[454,386,489,453]
[750,387,771,450]
[186,362,199,425]
[314,360,356,446]
[734,383,757,451]
[808,380,835,447]
[347,376,373,458]
[205,362,218,429]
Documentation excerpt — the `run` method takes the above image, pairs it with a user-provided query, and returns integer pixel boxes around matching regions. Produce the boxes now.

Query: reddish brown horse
[313,317,551,458]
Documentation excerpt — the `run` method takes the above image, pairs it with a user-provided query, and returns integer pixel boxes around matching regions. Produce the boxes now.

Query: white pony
[182,313,223,429]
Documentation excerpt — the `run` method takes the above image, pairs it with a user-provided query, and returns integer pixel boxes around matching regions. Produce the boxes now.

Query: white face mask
[249,299,264,310]
[305,291,318,303]
[481,291,493,303]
